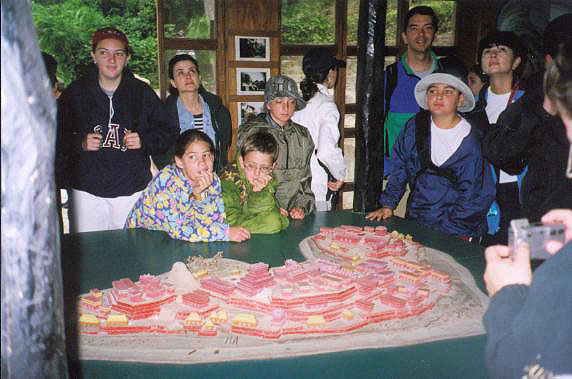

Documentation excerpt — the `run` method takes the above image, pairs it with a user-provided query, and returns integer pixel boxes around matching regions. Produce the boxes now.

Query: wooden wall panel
[457,0,504,66]
[224,0,281,159]
[225,0,280,32]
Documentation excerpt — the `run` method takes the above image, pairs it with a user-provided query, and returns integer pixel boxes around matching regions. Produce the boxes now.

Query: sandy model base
[76,227,488,364]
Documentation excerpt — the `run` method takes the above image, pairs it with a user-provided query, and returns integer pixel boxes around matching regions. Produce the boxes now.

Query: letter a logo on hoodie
[101,123,122,150]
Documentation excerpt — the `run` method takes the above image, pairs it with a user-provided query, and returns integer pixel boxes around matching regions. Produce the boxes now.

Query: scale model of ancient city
[76,225,489,363]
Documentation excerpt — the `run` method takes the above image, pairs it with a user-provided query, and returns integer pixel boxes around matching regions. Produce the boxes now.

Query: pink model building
[77,225,454,340]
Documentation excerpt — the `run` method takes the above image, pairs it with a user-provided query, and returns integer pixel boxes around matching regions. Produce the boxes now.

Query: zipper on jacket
[285,134,289,169]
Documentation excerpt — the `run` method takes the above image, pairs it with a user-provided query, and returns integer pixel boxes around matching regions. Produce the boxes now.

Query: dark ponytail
[300,70,329,101]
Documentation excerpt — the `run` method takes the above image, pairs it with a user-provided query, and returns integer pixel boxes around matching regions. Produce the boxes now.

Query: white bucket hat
[414,73,475,112]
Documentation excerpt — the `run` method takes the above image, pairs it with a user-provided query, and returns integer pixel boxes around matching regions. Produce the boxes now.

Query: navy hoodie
[57,66,177,197]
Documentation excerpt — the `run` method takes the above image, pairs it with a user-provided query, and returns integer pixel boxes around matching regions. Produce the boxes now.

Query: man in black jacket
[481,14,572,222]
[57,27,177,232]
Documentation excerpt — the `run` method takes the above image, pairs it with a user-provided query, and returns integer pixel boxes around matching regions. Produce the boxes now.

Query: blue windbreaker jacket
[379,115,496,237]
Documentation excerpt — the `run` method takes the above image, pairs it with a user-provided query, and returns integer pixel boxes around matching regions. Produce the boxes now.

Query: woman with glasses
[220,130,289,234]
[126,130,250,242]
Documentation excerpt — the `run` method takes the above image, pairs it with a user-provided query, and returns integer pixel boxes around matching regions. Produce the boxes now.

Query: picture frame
[235,36,270,61]
[236,68,270,95]
[237,102,264,125]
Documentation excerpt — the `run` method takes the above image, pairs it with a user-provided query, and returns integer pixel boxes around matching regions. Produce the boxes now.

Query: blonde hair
[544,41,572,118]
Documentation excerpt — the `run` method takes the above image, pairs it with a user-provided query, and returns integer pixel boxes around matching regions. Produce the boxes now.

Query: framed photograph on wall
[235,36,270,61]
[236,68,270,95]
[237,102,264,125]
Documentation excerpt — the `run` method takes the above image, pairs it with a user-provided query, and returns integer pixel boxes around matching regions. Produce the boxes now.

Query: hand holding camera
[484,209,571,297]
[508,218,565,260]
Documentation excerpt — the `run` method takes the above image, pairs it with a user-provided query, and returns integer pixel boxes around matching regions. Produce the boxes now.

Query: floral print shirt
[125,164,229,242]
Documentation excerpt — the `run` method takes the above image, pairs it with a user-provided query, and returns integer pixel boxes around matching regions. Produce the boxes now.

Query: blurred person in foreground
[483,40,572,379]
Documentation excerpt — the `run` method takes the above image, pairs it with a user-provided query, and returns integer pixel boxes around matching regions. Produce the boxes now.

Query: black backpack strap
[384,63,398,156]
[415,111,432,171]
[315,151,340,209]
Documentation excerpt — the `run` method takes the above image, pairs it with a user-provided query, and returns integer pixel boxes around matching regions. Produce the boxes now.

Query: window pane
[162,0,216,39]
[344,137,355,183]
[280,55,304,88]
[345,56,396,104]
[409,0,456,46]
[384,55,396,69]
[342,191,354,210]
[347,0,359,45]
[386,0,398,46]
[348,0,398,46]
[165,49,217,95]
[345,113,355,129]
[281,0,335,44]
[345,56,357,104]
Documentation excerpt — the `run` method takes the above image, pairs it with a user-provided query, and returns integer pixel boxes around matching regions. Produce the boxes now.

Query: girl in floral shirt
[125,130,250,242]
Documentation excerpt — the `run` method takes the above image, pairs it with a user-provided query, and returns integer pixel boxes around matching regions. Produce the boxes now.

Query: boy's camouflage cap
[264,75,306,111]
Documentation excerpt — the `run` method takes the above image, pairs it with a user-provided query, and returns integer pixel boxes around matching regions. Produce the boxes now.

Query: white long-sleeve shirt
[292,84,346,210]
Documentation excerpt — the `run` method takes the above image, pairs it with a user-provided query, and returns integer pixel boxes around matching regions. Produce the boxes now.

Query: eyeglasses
[243,162,273,175]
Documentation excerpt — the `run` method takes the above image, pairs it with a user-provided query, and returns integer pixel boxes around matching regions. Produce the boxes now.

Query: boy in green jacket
[220,130,289,233]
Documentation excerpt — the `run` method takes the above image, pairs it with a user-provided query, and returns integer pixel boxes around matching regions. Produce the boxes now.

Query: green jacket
[220,159,288,233]
[238,113,315,214]
[384,51,440,155]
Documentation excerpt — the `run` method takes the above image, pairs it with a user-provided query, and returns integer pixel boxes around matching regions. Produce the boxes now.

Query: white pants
[69,189,142,233]
[315,200,332,212]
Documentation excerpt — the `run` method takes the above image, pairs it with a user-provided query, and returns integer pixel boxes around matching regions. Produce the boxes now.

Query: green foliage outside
[32,0,159,88]
[162,0,213,39]
[281,0,336,44]
[32,0,457,90]
[414,0,456,46]
[346,0,398,45]
[285,0,455,47]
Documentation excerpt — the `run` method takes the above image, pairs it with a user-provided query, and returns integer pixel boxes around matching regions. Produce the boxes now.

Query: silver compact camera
[508,218,566,260]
